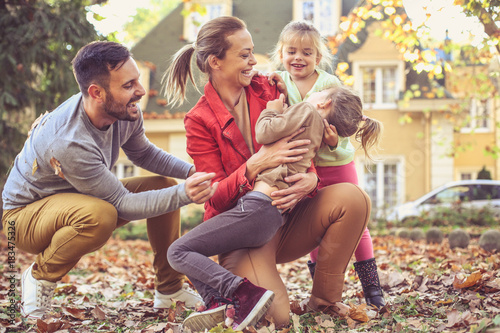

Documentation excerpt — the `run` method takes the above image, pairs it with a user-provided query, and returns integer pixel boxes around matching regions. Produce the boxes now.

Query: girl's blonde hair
[323,85,383,160]
[270,21,333,71]
[162,16,247,106]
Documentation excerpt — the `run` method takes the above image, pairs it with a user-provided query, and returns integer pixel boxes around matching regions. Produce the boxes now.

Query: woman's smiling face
[216,29,257,88]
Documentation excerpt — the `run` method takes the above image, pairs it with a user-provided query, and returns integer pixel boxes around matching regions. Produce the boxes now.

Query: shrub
[448,229,470,249]
[181,205,204,233]
[409,228,425,241]
[479,229,500,252]
[397,228,410,239]
[114,221,148,241]
[402,204,498,229]
[426,227,444,244]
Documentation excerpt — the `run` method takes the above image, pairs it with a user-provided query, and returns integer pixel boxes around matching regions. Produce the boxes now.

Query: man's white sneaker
[21,263,56,319]
[154,284,203,308]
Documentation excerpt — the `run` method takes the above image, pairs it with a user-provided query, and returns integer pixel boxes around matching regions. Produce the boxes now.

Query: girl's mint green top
[277,68,340,105]
[278,69,355,167]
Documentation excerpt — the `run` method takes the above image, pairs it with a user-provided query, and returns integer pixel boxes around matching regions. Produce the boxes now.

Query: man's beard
[103,91,139,122]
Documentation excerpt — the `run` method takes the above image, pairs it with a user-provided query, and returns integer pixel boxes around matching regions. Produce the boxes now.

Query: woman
[163,16,371,328]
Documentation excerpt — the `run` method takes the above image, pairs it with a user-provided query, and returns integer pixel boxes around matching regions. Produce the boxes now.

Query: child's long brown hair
[324,85,383,160]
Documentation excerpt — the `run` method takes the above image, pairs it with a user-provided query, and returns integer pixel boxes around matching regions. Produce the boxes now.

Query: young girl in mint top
[270,20,386,309]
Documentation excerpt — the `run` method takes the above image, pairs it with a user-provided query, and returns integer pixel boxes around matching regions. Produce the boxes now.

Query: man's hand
[185,172,218,204]
[322,119,339,148]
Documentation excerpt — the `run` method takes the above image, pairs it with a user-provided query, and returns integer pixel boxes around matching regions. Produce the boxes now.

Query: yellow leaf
[337,62,350,72]
[384,6,396,15]
[32,158,38,175]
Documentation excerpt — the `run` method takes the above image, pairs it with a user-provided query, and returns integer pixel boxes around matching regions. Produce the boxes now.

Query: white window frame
[353,60,404,110]
[456,168,479,181]
[183,0,232,43]
[357,156,405,211]
[112,162,139,179]
[293,0,340,36]
[460,98,493,133]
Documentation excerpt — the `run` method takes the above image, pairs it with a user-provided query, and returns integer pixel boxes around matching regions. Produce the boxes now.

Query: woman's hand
[184,172,219,204]
[270,172,318,212]
[246,128,310,181]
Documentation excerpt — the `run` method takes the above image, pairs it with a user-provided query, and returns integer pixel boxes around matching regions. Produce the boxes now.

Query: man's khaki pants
[2,176,184,294]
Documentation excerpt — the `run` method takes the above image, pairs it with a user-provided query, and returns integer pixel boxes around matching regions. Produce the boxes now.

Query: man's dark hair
[71,41,132,96]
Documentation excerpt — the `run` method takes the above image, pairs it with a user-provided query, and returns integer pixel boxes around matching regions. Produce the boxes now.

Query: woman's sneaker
[226,278,274,330]
[21,263,56,319]
[182,296,231,331]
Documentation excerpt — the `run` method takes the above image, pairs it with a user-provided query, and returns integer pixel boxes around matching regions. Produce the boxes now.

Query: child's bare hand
[266,93,287,113]
[323,119,338,147]
[267,72,288,103]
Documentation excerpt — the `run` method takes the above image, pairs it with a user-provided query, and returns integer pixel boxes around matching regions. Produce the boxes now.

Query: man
[1,41,217,319]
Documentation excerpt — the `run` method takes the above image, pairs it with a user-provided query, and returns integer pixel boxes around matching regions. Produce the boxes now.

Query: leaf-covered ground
[1,230,499,333]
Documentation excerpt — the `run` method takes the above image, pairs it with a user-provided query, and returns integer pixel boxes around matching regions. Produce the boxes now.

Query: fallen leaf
[61,306,86,320]
[453,271,482,289]
[349,303,369,322]
[91,305,106,320]
[49,157,65,179]
[32,158,38,175]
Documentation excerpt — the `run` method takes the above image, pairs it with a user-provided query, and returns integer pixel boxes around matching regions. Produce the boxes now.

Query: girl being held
[270,21,386,309]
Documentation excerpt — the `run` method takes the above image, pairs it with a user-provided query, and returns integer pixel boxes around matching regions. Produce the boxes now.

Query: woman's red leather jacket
[184,75,316,220]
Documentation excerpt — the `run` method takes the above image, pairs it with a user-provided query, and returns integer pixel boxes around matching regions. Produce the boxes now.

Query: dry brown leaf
[290,300,307,315]
[349,303,369,322]
[36,318,64,333]
[49,157,65,179]
[61,306,86,320]
[453,271,482,289]
[91,305,106,320]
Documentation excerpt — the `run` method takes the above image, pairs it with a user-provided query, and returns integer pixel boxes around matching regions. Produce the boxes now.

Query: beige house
[118,0,499,217]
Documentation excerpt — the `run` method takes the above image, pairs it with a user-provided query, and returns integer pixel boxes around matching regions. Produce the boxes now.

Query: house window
[112,162,138,179]
[461,98,492,133]
[358,157,404,214]
[293,0,340,36]
[183,1,232,43]
[460,172,473,180]
[353,61,403,109]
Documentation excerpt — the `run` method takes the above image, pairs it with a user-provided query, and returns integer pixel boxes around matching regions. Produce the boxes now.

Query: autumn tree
[0,0,105,190]
[328,0,499,157]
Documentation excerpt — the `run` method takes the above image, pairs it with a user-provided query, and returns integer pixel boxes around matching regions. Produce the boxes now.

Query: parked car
[387,180,500,222]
